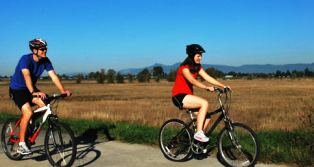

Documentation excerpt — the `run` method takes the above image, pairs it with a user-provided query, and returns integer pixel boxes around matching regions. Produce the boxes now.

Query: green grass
[1,113,313,166]
[258,130,314,166]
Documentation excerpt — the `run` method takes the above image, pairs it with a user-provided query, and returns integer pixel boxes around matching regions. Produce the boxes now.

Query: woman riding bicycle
[172,44,231,142]
[9,38,71,155]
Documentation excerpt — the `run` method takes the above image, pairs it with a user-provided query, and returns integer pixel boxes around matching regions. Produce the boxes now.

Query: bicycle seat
[181,108,200,112]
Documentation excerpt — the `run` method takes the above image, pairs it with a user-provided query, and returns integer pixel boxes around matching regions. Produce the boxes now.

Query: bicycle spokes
[45,122,76,167]
[159,119,193,161]
[218,123,260,167]
[1,118,24,160]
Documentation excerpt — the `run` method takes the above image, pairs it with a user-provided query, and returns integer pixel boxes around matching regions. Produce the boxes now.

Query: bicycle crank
[191,141,206,154]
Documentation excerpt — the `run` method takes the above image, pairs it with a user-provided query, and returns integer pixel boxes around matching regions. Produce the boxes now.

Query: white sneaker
[194,130,209,142]
[17,144,32,155]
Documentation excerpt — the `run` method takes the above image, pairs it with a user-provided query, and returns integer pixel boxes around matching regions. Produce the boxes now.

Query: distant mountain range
[119,62,314,75]
[62,62,314,76]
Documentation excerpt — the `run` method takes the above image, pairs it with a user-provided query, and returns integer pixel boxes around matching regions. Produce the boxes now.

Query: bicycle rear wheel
[1,118,23,160]
[218,123,260,167]
[44,122,77,167]
[159,119,193,161]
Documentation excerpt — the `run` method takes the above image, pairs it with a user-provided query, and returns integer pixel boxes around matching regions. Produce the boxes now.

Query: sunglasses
[39,48,47,51]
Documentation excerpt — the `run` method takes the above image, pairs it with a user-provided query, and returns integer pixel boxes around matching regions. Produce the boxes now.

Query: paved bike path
[0,124,290,167]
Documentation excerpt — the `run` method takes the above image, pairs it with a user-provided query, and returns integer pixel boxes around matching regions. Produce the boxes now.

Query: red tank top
[172,65,202,97]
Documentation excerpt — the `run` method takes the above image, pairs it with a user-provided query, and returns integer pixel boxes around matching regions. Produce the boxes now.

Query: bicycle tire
[44,122,77,167]
[159,119,193,161]
[218,123,260,167]
[1,118,24,160]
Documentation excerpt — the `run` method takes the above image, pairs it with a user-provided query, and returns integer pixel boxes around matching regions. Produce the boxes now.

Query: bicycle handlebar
[50,93,72,99]
[212,87,232,93]
[33,93,72,103]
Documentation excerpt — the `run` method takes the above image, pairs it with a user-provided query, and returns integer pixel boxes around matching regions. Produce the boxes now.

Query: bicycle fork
[225,120,241,149]
[49,125,67,165]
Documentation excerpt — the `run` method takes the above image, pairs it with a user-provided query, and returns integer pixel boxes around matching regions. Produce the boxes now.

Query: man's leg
[18,103,33,154]
[30,98,46,122]
[20,103,33,143]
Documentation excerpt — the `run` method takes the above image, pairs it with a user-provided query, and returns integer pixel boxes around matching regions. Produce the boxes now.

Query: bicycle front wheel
[159,119,193,161]
[44,122,77,167]
[218,123,260,167]
[1,118,23,160]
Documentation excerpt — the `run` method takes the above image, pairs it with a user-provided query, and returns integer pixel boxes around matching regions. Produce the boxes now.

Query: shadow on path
[72,125,116,166]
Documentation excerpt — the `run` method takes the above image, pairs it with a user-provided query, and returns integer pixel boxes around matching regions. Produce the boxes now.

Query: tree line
[59,66,314,84]
[2,66,313,83]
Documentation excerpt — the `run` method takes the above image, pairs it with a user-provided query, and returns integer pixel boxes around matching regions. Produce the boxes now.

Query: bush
[96,73,105,84]
[107,69,116,83]
[127,73,133,83]
[116,72,124,83]
[138,68,150,83]
[76,74,84,84]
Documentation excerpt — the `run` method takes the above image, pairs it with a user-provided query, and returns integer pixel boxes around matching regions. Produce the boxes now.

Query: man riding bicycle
[9,38,71,155]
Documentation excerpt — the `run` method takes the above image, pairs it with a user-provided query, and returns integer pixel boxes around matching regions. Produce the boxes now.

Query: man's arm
[21,69,46,99]
[48,70,71,97]
[21,69,35,93]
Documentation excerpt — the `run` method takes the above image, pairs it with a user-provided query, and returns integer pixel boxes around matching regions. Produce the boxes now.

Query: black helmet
[29,38,47,51]
[186,44,205,57]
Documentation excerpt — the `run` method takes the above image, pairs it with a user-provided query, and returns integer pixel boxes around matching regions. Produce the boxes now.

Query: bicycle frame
[183,89,232,138]
[8,103,57,145]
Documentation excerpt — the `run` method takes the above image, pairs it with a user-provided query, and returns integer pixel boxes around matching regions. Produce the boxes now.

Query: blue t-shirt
[10,53,54,90]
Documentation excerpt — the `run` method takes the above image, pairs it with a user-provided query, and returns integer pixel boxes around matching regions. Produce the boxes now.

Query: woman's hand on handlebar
[205,86,215,92]
[62,90,71,97]
[224,86,233,92]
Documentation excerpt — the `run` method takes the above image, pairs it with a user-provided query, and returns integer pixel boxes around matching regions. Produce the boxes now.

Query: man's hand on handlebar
[32,92,46,100]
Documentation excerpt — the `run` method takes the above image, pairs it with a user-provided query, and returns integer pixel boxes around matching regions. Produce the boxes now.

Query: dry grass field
[1,78,314,131]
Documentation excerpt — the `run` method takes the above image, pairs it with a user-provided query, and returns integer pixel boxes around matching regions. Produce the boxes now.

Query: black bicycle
[1,94,77,167]
[159,87,260,167]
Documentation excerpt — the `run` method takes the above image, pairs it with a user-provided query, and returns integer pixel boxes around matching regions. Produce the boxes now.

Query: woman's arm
[48,70,71,97]
[198,68,226,88]
[182,68,208,89]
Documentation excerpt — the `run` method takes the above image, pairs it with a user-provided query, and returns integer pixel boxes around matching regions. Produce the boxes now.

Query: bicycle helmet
[29,38,47,51]
[186,44,205,57]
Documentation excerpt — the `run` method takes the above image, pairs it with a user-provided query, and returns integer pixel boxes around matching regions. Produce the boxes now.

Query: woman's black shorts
[9,87,39,110]
[172,94,187,110]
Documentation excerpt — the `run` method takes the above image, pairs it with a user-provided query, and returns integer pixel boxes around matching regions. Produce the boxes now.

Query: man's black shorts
[9,87,39,110]
[172,94,187,109]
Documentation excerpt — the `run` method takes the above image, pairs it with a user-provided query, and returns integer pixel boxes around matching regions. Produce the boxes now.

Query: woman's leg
[182,95,209,133]
[203,118,211,131]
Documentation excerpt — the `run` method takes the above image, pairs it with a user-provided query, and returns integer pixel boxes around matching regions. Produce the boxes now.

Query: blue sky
[1,0,314,76]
